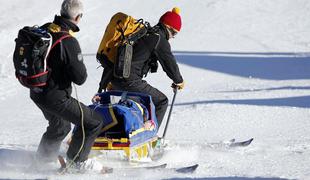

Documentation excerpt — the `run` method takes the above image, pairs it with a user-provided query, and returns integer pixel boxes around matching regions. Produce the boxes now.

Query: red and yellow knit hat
[159,7,182,32]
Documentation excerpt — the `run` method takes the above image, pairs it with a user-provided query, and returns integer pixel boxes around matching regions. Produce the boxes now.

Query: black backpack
[13,26,70,89]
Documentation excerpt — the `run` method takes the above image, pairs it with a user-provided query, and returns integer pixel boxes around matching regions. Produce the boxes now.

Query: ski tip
[229,138,254,147]
[241,138,254,146]
[247,138,254,144]
[190,164,199,169]
[193,164,199,168]
[175,164,199,173]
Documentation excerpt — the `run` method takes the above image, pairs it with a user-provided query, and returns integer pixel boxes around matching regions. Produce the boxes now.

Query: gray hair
[60,0,83,20]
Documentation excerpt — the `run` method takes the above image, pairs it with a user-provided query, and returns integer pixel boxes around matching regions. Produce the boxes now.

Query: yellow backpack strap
[48,23,61,33]
[48,23,76,36]
[68,30,76,37]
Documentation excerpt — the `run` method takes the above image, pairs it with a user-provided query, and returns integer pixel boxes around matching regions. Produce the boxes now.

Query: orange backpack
[97,12,149,78]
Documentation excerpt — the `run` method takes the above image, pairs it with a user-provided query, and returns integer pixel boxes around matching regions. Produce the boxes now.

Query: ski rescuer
[30,0,106,171]
[94,7,185,128]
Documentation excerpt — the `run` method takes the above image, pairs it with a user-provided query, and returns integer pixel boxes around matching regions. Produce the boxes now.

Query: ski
[100,163,198,174]
[228,138,254,147]
[204,137,254,149]
[141,163,168,169]
[58,155,167,174]
[116,163,167,171]
[173,164,199,173]
[151,138,254,162]
[111,163,198,174]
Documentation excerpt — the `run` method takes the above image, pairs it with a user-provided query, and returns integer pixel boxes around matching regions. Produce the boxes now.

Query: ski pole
[162,87,178,139]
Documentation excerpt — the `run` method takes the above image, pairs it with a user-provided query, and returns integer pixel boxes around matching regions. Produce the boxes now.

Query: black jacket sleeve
[63,37,87,85]
[154,32,183,84]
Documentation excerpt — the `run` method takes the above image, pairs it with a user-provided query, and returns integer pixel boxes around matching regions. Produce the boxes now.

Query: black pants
[112,79,168,127]
[32,96,104,162]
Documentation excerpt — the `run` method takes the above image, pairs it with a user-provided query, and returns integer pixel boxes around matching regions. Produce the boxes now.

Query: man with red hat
[96,7,185,128]
[160,7,182,37]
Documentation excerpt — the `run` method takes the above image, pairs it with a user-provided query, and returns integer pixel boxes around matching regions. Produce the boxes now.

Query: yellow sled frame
[91,136,158,160]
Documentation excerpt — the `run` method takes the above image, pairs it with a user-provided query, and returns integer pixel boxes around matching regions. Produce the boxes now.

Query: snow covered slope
[1,0,310,179]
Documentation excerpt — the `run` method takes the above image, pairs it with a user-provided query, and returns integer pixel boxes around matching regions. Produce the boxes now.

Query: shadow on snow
[175,95,310,108]
[173,51,310,108]
[216,86,310,93]
[174,51,310,80]
[164,177,290,180]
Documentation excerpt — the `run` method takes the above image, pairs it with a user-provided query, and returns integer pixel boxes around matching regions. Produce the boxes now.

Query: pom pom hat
[159,7,182,32]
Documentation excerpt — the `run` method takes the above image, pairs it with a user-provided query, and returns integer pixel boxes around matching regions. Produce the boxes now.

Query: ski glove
[106,82,113,91]
[92,93,101,103]
[172,81,185,90]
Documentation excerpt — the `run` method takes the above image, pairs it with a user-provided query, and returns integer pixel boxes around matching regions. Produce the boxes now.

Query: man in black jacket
[30,0,105,169]
[96,7,185,128]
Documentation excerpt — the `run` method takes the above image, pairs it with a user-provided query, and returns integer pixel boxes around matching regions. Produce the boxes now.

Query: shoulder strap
[46,34,71,61]
[47,23,72,49]
[148,25,161,50]
[50,34,71,49]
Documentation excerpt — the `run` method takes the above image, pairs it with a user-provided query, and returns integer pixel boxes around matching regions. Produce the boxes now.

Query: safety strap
[120,91,128,103]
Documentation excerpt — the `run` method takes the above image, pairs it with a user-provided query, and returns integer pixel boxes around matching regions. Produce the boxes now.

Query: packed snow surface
[0,0,310,179]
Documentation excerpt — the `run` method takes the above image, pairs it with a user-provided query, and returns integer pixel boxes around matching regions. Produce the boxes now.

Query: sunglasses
[168,27,178,37]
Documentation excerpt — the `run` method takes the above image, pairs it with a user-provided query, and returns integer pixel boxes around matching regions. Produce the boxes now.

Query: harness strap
[51,34,71,49]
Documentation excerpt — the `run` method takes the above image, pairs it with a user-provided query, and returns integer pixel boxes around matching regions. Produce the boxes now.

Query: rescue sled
[89,91,159,160]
